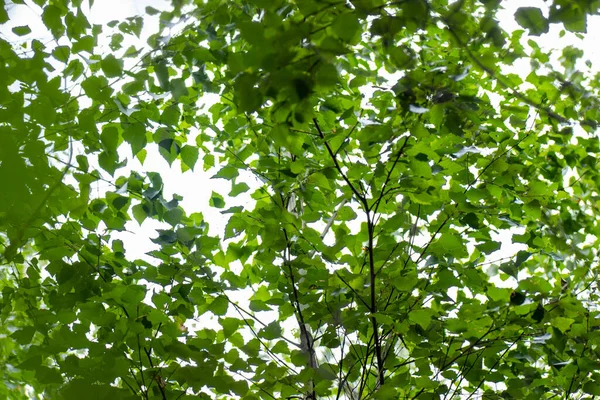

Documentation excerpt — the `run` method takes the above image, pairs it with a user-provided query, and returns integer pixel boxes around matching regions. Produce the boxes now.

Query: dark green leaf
[514,7,549,36]
[101,54,123,77]
[12,25,32,36]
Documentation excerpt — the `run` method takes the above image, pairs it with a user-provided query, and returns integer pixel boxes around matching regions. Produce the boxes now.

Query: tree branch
[313,118,368,209]
[366,212,384,387]
[372,135,410,214]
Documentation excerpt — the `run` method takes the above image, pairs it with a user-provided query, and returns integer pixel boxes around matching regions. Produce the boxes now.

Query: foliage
[1,0,600,398]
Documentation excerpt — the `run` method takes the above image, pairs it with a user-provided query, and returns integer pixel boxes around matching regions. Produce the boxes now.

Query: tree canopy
[2,0,600,398]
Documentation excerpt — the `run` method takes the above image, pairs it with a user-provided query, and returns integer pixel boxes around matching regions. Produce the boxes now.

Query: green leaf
[76,155,89,171]
[100,126,120,153]
[230,182,250,196]
[161,105,180,126]
[583,381,600,396]
[430,232,468,258]
[409,309,435,330]
[0,5,8,24]
[486,286,509,302]
[234,73,261,112]
[158,139,181,165]
[332,13,361,43]
[515,7,549,36]
[42,5,64,38]
[164,207,183,226]
[171,78,188,101]
[260,321,282,340]
[210,191,225,208]
[155,60,170,90]
[213,166,238,180]
[101,54,123,78]
[210,295,229,316]
[36,367,62,384]
[121,285,146,304]
[180,145,199,171]
[98,151,120,176]
[81,76,112,101]
[552,316,574,333]
[52,45,70,62]
[514,250,531,267]
[11,327,36,344]
[145,6,160,15]
[12,25,32,36]
[123,123,147,156]
[73,35,95,53]
[239,21,264,45]
[549,3,587,33]
[220,318,240,337]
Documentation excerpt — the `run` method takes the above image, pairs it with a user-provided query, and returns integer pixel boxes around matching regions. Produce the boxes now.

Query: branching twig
[313,118,368,209]
[372,135,410,214]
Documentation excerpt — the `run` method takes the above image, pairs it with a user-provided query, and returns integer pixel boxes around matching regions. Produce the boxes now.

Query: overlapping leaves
[1,0,600,399]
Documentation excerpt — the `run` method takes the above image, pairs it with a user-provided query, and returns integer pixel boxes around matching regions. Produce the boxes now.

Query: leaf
[549,3,587,33]
[171,78,188,101]
[59,380,131,400]
[110,195,128,210]
[486,286,509,302]
[123,123,147,156]
[229,182,250,196]
[98,151,120,176]
[180,145,199,171]
[583,381,600,396]
[155,60,170,90]
[210,295,229,316]
[239,21,264,45]
[476,240,501,255]
[100,126,120,153]
[42,5,64,38]
[158,139,181,165]
[332,12,361,43]
[429,104,444,127]
[499,262,518,279]
[76,155,89,171]
[12,25,32,36]
[11,327,36,344]
[81,76,111,101]
[145,6,160,15]
[0,5,8,24]
[164,207,183,226]
[213,166,238,180]
[101,54,123,77]
[234,73,261,112]
[36,367,63,384]
[430,232,468,258]
[161,105,180,126]
[409,309,435,330]
[52,45,70,62]
[515,7,549,36]
[210,191,225,208]
[514,250,531,267]
[260,321,282,340]
[552,316,574,333]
